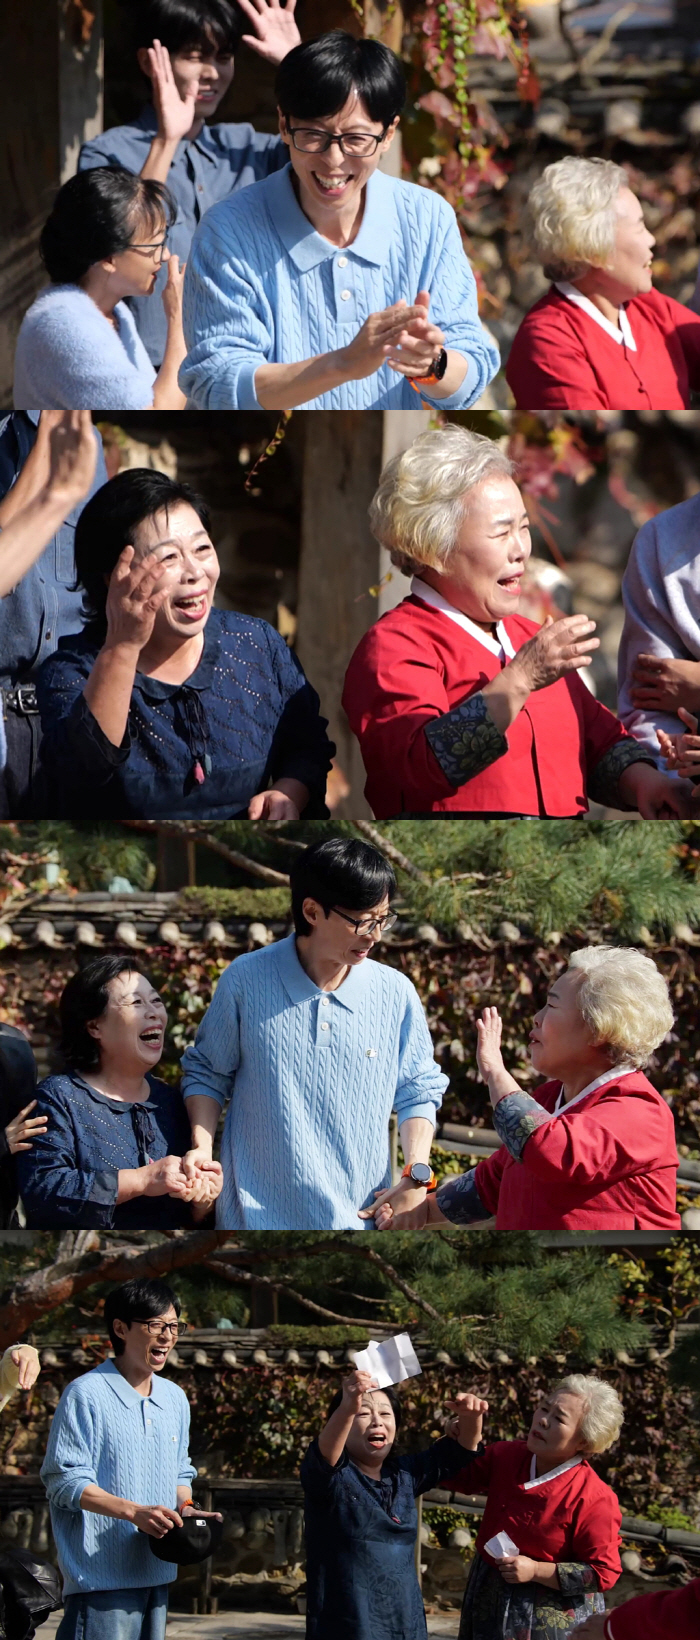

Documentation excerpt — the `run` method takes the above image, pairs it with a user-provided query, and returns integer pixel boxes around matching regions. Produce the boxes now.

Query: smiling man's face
[112,1305,180,1378]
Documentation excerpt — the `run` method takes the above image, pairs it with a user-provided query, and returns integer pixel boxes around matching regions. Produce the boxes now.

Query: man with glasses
[180,836,447,1229]
[41,1277,220,1640]
[180,31,499,409]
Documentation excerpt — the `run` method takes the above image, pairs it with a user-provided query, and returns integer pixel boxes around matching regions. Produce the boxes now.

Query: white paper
[484,1531,519,1560]
[351,1332,422,1388]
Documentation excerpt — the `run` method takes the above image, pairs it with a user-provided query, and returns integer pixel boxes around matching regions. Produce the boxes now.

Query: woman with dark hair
[0,1024,45,1228]
[13,168,186,410]
[33,467,334,819]
[78,0,300,369]
[15,956,222,1229]
[301,1369,480,1640]
[180,30,498,409]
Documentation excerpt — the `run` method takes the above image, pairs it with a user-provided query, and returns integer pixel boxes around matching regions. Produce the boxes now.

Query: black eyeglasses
[287,126,388,157]
[139,1320,188,1338]
[128,237,169,263]
[329,908,398,937]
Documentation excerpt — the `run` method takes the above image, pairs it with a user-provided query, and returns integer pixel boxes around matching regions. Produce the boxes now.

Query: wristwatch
[401,1161,438,1191]
[410,348,448,388]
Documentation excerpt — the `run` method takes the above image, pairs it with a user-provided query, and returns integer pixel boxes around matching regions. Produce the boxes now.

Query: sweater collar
[263,164,396,271]
[274,931,372,1012]
[524,1452,584,1489]
[67,1071,160,1113]
[94,1356,170,1408]
[553,1065,636,1115]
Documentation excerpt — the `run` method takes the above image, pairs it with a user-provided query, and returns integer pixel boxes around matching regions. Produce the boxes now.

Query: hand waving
[236,0,301,65]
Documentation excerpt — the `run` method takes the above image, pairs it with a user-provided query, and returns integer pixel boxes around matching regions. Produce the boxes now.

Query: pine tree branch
[199,1259,378,1328]
[209,1238,447,1325]
[120,822,289,885]
[0,1231,220,1350]
[353,820,430,884]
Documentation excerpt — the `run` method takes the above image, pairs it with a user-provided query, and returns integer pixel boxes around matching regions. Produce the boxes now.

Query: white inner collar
[555,281,637,352]
[411,576,516,660]
[525,1453,583,1489]
[553,1065,634,1115]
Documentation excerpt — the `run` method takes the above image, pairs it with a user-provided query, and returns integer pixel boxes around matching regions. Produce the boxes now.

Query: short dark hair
[275,30,406,126]
[325,1383,402,1429]
[104,1278,181,1355]
[40,167,177,287]
[74,469,211,635]
[60,956,156,1071]
[290,837,396,937]
[123,0,243,57]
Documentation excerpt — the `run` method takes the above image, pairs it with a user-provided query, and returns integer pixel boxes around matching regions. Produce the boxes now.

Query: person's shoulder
[197,169,281,231]
[214,607,281,648]
[19,285,95,337]
[604,1068,671,1108]
[633,287,700,327]
[209,121,282,153]
[60,1360,112,1406]
[389,175,455,225]
[577,1459,619,1506]
[35,1073,78,1104]
[42,626,102,670]
[80,119,149,156]
[514,287,579,337]
[145,1073,181,1102]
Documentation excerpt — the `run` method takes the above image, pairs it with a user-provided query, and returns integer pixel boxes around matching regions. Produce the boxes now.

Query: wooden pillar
[296,413,386,817]
[0,0,103,407]
[378,409,432,615]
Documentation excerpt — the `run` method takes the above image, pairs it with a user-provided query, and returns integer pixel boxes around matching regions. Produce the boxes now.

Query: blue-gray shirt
[0,413,107,686]
[79,106,287,365]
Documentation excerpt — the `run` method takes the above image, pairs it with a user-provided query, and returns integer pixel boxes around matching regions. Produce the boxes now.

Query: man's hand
[161,255,186,324]
[237,0,301,64]
[341,1369,378,1415]
[372,1194,431,1231]
[386,290,445,379]
[617,760,692,818]
[573,1618,607,1640]
[148,40,197,143]
[130,1503,183,1538]
[657,708,700,777]
[358,1175,428,1223]
[500,1555,538,1584]
[182,1147,220,1184]
[44,411,97,510]
[339,302,429,383]
[180,1505,223,1522]
[142,1156,196,1199]
[630,652,700,715]
[10,1345,41,1391]
[444,1391,488,1450]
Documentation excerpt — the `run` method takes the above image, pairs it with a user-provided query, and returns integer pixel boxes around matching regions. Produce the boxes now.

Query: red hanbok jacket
[604,1578,700,1640]
[473,1073,680,1231]
[506,286,700,411]
[342,600,633,817]
[445,1439,621,1590]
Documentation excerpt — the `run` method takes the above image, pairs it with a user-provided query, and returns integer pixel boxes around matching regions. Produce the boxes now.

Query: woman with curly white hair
[506,156,700,409]
[370,945,680,1231]
[342,423,688,818]
[443,1377,623,1640]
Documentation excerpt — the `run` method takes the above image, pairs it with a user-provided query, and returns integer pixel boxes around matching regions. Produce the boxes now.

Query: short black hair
[60,956,156,1071]
[122,0,243,57]
[104,1278,181,1355]
[74,469,211,635]
[290,837,396,937]
[325,1383,402,1429]
[40,167,177,287]
[275,30,406,126]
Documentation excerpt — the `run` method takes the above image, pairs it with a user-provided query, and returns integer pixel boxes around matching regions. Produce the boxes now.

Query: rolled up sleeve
[41,1389,99,1512]
[392,986,447,1127]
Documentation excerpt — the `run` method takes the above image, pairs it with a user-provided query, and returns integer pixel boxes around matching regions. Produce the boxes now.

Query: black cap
[146,1515,224,1566]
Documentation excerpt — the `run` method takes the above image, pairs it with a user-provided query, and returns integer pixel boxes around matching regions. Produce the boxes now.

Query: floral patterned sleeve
[434,1167,492,1223]
[587,738,657,808]
[556,1562,600,1596]
[423,692,508,786]
[491,1091,552,1160]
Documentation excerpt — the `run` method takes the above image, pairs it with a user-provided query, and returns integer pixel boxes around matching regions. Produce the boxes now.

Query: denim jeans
[56,1586,169,1640]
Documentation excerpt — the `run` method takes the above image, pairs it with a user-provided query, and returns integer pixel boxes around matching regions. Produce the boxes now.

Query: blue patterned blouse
[33,608,334,819]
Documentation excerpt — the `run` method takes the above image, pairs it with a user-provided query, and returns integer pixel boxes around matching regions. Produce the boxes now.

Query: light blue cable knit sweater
[180,164,499,409]
[180,933,448,1229]
[13,286,156,410]
[41,1359,196,1596]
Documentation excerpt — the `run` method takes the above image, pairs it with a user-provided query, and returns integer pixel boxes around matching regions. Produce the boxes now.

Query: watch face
[410,1162,432,1184]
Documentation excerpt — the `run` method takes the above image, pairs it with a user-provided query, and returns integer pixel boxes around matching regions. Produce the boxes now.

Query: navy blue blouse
[301,1434,469,1640]
[16,1071,193,1230]
[33,608,334,819]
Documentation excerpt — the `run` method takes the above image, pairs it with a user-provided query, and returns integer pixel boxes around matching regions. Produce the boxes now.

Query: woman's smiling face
[87,970,168,1073]
[345,1391,397,1467]
[421,475,532,626]
[129,500,220,641]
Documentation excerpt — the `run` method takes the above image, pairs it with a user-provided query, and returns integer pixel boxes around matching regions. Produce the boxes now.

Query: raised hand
[161,255,186,323]
[5,1101,48,1154]
[341,1369,379,1414]
[508,614,599,693]
[104,546,169,652]
[386,290,445,378]
[148,40,197,144]
[10,1345,41,1391]
[445,1391,489,1450]
[44,411,97,509]
[476,1007,505,1083]
[237,0,301,65]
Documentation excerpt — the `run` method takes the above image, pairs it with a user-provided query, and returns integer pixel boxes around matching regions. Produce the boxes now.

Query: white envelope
[351,1332,422,1388]
[484,1531,520,1560]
